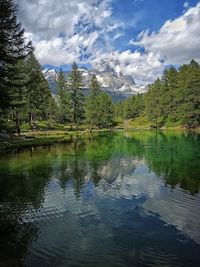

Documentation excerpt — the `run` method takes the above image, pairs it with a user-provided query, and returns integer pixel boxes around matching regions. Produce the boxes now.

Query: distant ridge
[42,60,147,102]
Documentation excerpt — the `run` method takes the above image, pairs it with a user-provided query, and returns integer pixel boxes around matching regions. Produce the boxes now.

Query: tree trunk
[15,111,21,135]
[29,112,33,126]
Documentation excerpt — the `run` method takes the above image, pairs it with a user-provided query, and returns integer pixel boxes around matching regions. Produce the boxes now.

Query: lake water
[0,131,200,267]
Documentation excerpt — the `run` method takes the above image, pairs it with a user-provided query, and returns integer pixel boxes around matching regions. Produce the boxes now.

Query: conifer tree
[68,62,84,127]
[177,60,200,127]
[26,52,53,127]
[56,70,71,123]
[0,0,32,112]
[145,79,163,127]
[161,66,179,123]
[85,75,101,129]
[96,92,114,128]
[9,59,29,133]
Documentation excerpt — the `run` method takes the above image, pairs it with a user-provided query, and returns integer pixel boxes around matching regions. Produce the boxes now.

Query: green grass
[123,117,152,130]
[0,128,110,153]
[1,119,199,153]
[0,136,72,152]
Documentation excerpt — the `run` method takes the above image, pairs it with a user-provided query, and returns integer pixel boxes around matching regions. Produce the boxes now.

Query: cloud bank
[131,3,200,65]
[16,0,200,84]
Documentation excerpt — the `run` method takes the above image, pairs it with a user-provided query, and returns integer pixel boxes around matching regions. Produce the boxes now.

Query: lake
[0,131,200,267]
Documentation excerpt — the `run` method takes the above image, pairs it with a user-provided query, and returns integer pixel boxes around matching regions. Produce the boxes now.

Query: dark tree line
[146,60,200,128]
[115,60,200,128]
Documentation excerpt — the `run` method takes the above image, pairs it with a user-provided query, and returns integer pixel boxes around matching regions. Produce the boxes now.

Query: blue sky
[17,0,200,84]
[112,0,198,50]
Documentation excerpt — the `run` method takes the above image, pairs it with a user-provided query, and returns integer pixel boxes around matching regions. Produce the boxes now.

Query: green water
[0,131,200,267]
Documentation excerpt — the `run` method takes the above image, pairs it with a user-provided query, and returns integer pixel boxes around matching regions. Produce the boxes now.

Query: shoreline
[0,127,199,153]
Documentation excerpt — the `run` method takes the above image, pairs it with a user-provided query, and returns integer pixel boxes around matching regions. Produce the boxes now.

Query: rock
[161,126,167,130]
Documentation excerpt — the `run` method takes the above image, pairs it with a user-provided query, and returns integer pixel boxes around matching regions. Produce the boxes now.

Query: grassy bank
[120,117,200,131]
[0,128,113,153]
[0,135,69,152]
[1,119,199,153]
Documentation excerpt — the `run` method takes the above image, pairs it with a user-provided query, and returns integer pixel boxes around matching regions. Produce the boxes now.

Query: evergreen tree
[145,79,163,127]
[26,52,53,127]
[144,60,200,128]
[68,62,84,127]
[9,59,28,133]
[85,75,101,129]
[177,60,200,127]
[96,92,114,128]
[56,70,71,123]
[89,75,101,96]
[114,102,124,121]
[161,66,179,123]
[122,94,145,120]
[0,0,32,112]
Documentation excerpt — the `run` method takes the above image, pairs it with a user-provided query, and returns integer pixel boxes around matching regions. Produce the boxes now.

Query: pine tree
[145,79,163,127]
[177,60,200,127]
[144,60,200,128]
[96,92,114,128]
[90,75,101,96]
[161,66,179,123]
[25,52,55,128]
[56,70,71,123]
[9,59,29,133]
[0,0,32,112]
[85,75,101,129]
[68,62,84,127]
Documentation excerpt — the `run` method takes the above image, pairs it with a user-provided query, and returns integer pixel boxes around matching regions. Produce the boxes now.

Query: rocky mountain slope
[42,60,147,101]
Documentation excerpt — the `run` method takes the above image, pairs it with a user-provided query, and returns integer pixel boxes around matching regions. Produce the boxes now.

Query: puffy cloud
[16,0,122,65]
[17,0,109,39]
[131,3,200,65]
[91,50,165,84]
[15,1,200,84]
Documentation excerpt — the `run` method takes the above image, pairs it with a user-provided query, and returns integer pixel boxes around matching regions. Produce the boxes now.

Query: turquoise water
[0,131,200,267]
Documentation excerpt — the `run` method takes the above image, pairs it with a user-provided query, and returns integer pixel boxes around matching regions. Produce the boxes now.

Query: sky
[16,0,200,84]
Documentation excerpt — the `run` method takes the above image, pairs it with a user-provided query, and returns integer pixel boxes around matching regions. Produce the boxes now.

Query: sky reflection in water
[0,131,200,267]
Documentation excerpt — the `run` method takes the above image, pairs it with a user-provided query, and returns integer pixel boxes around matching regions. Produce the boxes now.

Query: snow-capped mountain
[42,60,147,101]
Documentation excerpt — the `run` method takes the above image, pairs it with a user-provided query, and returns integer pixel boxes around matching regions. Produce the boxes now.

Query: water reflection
[0,131,200,267]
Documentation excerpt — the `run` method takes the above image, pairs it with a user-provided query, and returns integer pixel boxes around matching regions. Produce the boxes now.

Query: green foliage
[56,70,71,123]
[124,116,152,129]
[145,79,164,127]
[96,92,114,128]
[114,93,145,121]
[0,1,199,132]
[26,52,55,126]
[8,59,29,133]
[85,75,114,129]
[0,0,32,111]
[85,75,101,128]
[146,61,200,128]
[68,62,85,126]
[118,60,200,129]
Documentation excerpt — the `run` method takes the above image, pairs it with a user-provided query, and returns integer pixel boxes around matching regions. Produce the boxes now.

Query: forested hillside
[115,61,200,129]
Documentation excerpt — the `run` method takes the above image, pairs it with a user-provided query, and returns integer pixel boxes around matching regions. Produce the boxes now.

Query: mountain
[42,60,147,102]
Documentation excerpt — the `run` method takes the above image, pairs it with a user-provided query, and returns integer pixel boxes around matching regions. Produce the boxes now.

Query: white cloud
[131,3,200,65]
[16,0,123,66]
[16,0,200,84]
[91,50,165,84]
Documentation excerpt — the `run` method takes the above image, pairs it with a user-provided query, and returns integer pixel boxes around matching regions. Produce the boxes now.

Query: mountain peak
[42,62,147,101]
